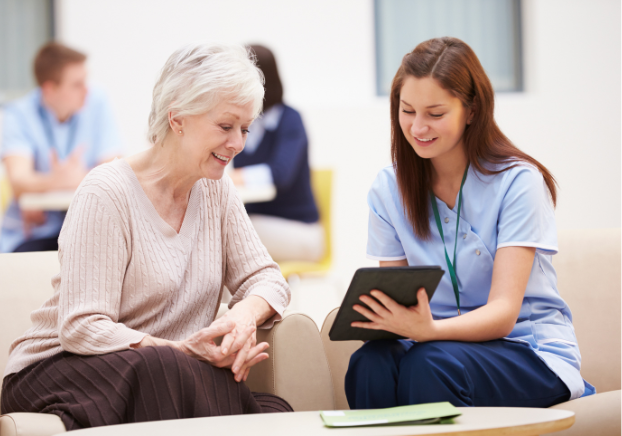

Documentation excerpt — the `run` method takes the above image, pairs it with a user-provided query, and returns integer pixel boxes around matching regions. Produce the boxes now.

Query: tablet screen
[329,266,444,341]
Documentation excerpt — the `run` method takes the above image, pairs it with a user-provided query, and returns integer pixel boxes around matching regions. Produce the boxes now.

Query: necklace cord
[430,163,470,315]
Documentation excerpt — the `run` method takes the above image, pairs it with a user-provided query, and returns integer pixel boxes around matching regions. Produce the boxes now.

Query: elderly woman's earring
[179,130,182,134]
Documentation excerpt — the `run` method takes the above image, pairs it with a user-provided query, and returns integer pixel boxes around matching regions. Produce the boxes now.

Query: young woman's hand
[351,288,439,342]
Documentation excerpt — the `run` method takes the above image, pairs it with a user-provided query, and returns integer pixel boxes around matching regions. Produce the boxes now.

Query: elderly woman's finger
[235,349,270,383]
[241,342,269,368]
[227,324,255,356]
[242,352,269,373]
[220,331,236,356]
[231,335,254,380]
[209,351,238,368]
[201,321,235,341]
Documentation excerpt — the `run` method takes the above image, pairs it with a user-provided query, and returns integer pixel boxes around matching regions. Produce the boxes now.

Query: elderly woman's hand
[216,295,276,382]
[173,320,269,375]
[215,311,264,382]
[134,318,269,379]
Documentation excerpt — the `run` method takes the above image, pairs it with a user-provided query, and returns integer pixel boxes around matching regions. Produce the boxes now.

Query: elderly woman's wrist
[245,295,276,324]
[132,335,181,351]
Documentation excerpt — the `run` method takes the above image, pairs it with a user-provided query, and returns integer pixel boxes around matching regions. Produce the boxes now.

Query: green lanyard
[430,163,469,316]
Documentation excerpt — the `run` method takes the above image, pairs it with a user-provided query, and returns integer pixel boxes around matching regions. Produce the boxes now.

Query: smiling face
[176,100,255,180]
[398,75,472,162]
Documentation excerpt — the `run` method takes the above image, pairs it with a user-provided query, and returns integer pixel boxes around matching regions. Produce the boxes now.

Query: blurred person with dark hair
[230,45,323,263]
[0,42,123,253]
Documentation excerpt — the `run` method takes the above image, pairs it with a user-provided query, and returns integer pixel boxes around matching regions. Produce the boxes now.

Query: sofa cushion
[319,308,362,410]
[550,390,621,435]
[0,252,60,398]
[555,229,621,393]
[247,311,334,411]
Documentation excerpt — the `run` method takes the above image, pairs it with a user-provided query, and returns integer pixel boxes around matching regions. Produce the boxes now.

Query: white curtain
[0,0,53,104]
[375,0,522,95]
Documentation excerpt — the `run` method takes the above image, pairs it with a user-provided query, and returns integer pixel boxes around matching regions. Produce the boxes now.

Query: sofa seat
[0,413,65,436]
[549,390,621,436]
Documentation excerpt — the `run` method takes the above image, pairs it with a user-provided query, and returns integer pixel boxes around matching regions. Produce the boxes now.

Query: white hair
[147,42,265,145]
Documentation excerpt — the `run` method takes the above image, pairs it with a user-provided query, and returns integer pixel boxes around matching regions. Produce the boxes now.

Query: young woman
[345,37,595,409]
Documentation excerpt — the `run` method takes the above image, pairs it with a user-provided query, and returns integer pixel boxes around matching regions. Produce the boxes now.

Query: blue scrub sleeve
[496,166,558,254]
[1,106,35,158]
[366,171,407,261]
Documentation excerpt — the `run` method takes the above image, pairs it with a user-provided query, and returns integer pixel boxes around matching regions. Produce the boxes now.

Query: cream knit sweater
[4,159,290,377]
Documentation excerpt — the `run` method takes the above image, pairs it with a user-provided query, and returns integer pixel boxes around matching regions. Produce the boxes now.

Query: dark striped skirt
[1,346,292,430]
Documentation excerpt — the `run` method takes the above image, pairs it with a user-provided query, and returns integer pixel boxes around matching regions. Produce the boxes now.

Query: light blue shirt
[367,162,595,400]
[1,87,123,252]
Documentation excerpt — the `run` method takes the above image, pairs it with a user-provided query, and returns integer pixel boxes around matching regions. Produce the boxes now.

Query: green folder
[320,402,461,428]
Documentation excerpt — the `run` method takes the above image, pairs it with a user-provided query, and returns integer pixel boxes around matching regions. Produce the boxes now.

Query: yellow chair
[1,175,12,213]
[278,169,333,279]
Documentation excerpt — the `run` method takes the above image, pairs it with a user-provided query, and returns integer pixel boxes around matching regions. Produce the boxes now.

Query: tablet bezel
[328,266,444,341]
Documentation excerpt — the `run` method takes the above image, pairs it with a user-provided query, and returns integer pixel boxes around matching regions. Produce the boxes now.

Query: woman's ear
[467,104,476,125]
[467,100,477,125]
[168,111,184,134]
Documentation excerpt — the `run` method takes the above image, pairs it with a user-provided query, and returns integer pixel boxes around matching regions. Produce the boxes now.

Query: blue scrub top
[367,162,595,400]
[1,87,124,252]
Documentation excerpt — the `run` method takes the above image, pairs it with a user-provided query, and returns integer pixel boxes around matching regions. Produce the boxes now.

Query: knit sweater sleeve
[56,188,147,355]
[222,177,291,325]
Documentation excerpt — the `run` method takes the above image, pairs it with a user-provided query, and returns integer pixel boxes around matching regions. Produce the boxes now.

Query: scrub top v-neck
[366,162,594,401]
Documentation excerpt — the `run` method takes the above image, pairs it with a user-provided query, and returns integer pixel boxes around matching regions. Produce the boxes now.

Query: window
[0,0,55,103]
[374,0,523,95]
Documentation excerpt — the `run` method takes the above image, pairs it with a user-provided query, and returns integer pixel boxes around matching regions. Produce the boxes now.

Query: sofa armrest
[245,310,335,411]
[549,390,621,436]
[0,413,66,436]
[319,308,363,410]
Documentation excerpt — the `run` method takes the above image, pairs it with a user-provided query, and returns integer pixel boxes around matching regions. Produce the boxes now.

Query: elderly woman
[1,43,293,429]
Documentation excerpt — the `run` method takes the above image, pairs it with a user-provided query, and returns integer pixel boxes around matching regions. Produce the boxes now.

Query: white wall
[56,0,621,284]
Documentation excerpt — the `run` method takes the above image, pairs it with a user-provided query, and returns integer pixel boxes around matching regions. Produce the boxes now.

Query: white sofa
[1,229,620,435]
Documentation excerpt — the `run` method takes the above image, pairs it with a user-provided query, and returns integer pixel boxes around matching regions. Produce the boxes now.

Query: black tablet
[328,266,444,341]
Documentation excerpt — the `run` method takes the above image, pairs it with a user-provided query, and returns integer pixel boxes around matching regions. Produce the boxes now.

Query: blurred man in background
[0,42,123,252]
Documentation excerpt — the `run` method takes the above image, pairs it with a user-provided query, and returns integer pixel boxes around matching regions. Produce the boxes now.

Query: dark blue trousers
[345,339,570,409]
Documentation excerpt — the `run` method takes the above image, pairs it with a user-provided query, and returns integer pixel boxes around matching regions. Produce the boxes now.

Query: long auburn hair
[390,37,557,239]
[248,44,283,111]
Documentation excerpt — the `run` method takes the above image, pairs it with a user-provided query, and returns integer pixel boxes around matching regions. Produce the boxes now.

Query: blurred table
[18,184,276,211]
[19,191,75,211]
[236,184,276,204]
[58,407,575,436]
